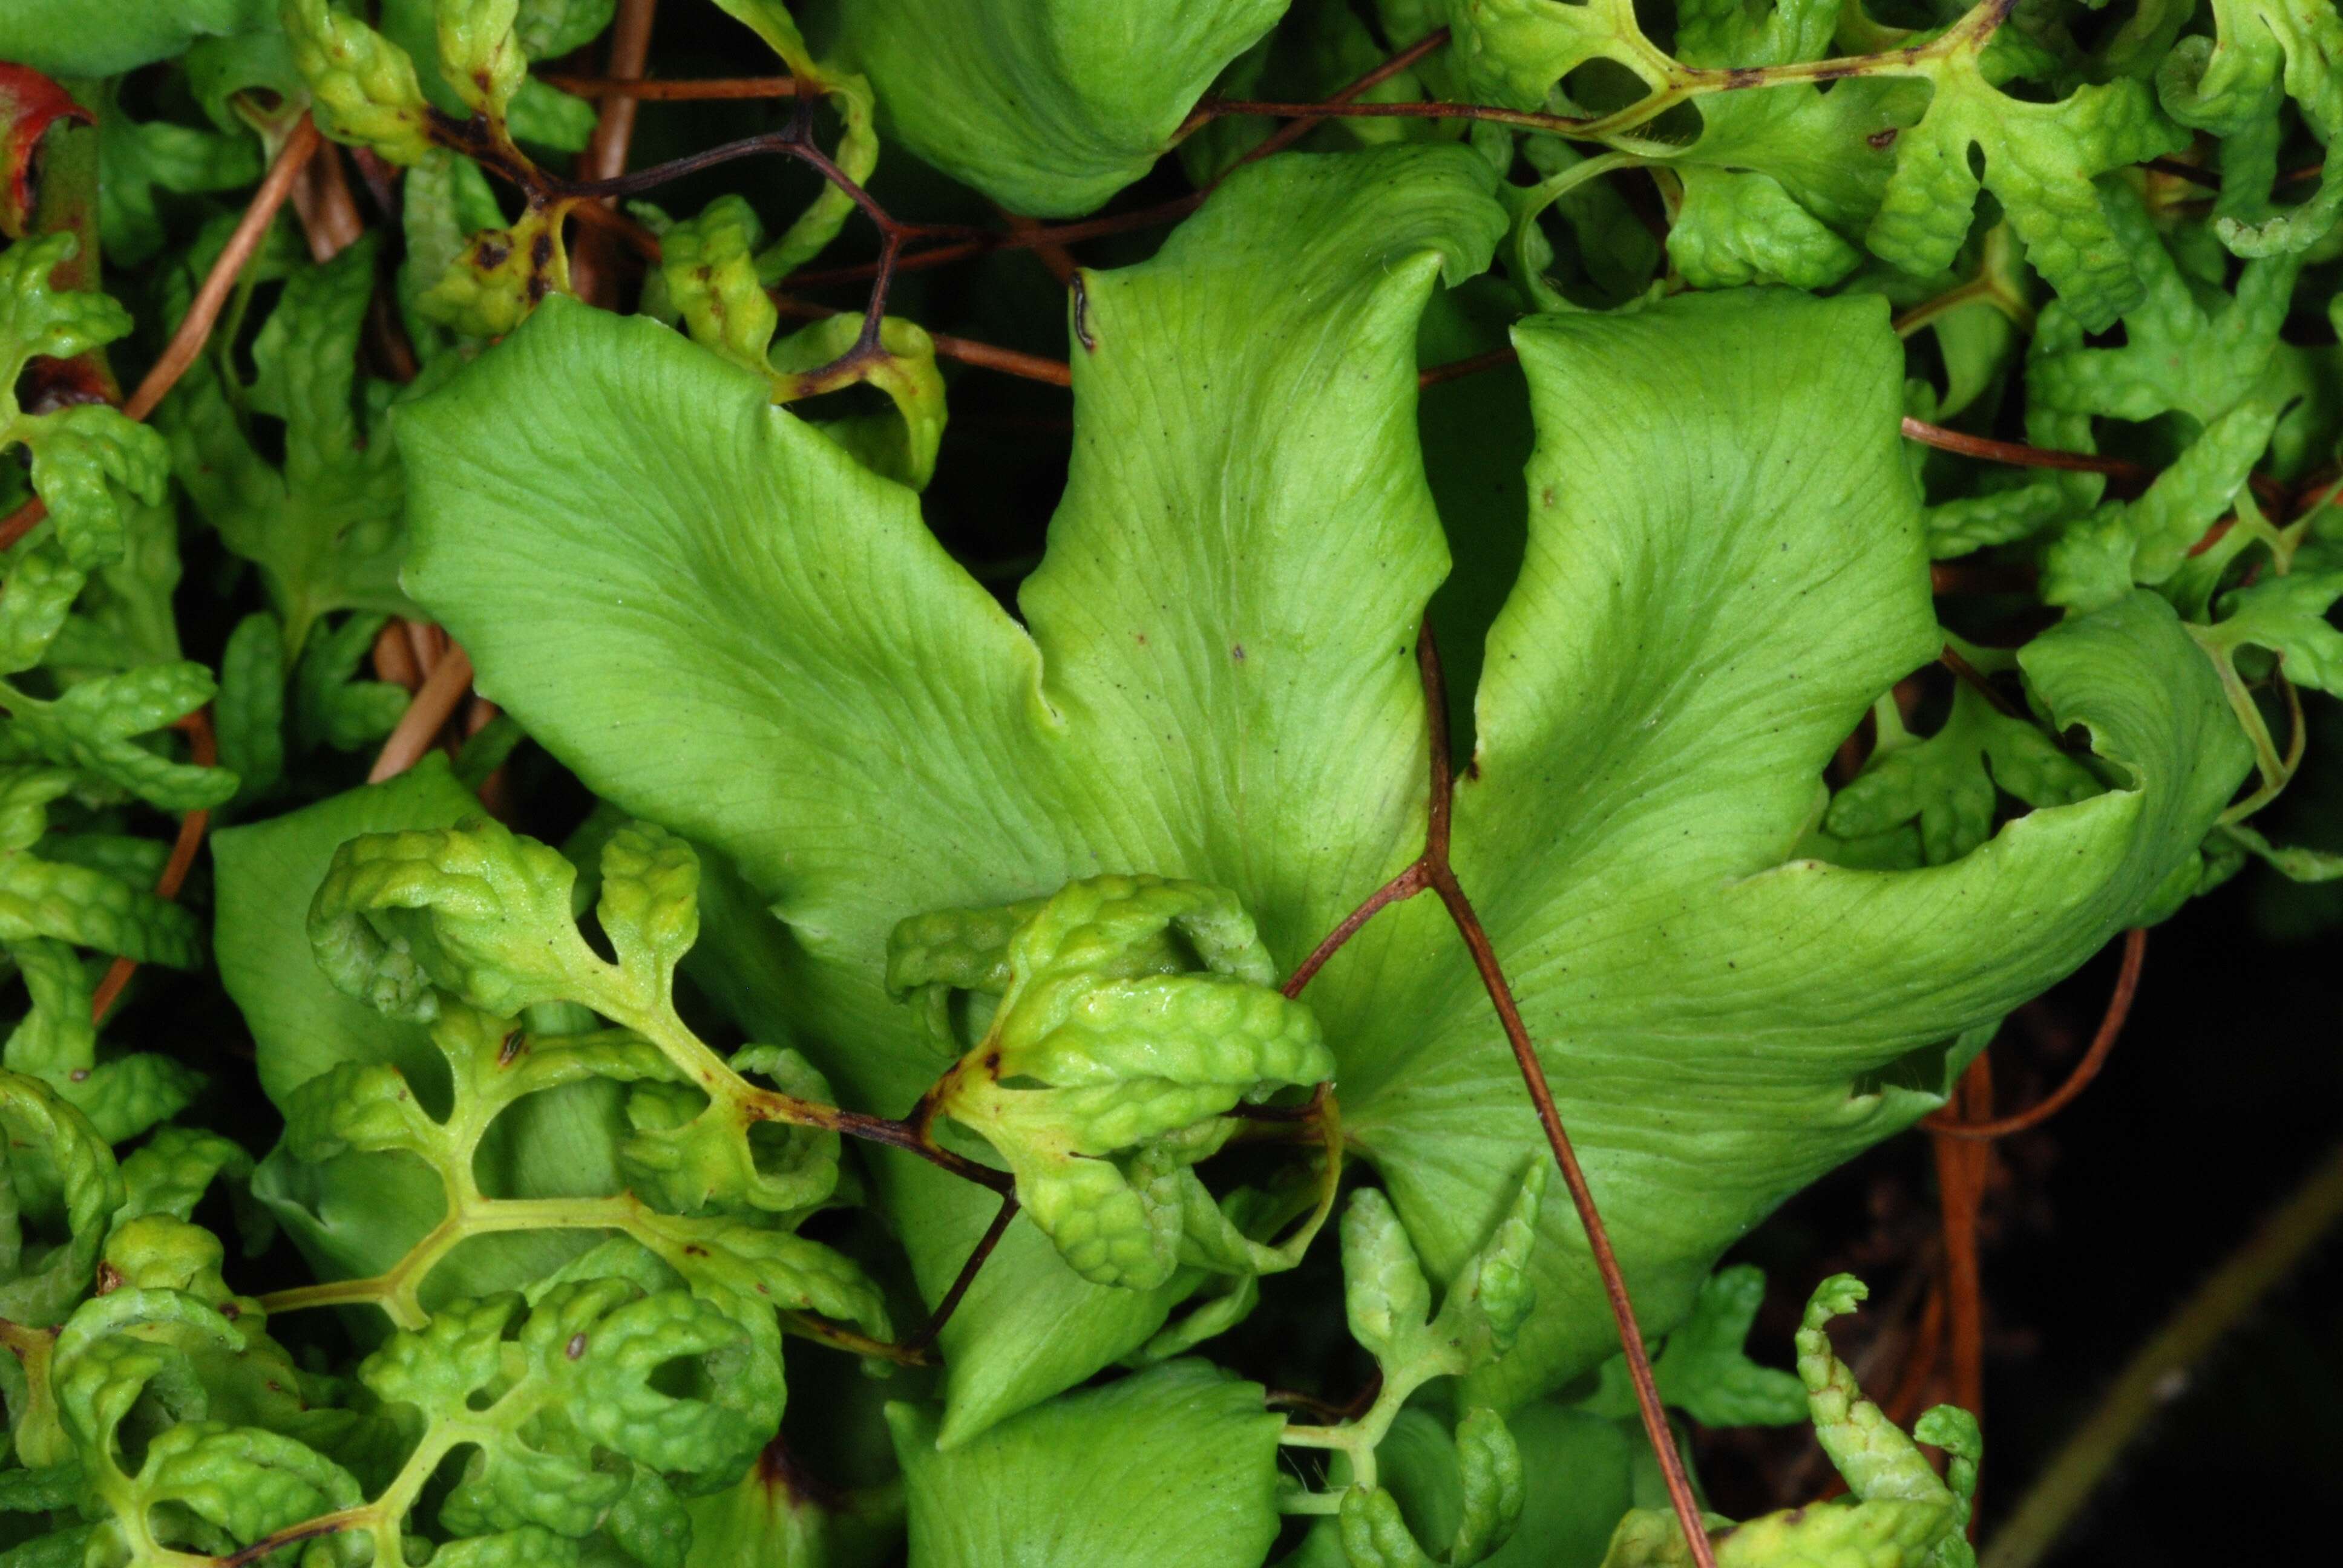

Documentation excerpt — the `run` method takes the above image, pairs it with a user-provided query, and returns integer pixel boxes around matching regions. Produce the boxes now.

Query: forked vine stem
[1926,929,2146,1140]
[1272,620,1717,1568]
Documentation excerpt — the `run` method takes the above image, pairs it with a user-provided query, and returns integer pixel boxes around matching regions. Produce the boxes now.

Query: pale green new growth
[920,874,1334,1289]
[1598,1274,1979,1568]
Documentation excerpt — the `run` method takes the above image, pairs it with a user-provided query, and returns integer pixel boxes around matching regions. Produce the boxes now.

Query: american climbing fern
[0,2,2336,1566]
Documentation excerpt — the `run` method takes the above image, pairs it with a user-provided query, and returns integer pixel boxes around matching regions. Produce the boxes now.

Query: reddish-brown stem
[1932,560,2037,595]
[1926,929,2146,1140]
[1928,1056,1993,1429]
[899,1194,1021,1356]
[214,1516,357,1568]
[371,621,423,693]
[402,617,448,677]
[0,119,318,555]
[288,141,365,262]
[578,0,658,185]
[566,195,664,260]
[91,711,217,1024]
[125,117,319,422]
[784,201,1201,289]
[1185,26,1454,166]
[1405,625,1714,1568]
[785,27,1449,293]
[542,74,799,100]
[1196,95,1586,138]
[1900,417,2290,511]
[998,205,1080,286]
[1938,644,2030,722]
[814,1099,1015,1197]
[771,297,1074,386]
[929,332,1072,387]
[779,1311,931,1367]
[1900,417,2147,483]
[1268,624,1708,1560]
[1282,864,1430,999]
[369,645,474,783]
[2289,471,2343,522]
[1418,345,1520,389]
[568,0,659,307]
[0,497,44,553]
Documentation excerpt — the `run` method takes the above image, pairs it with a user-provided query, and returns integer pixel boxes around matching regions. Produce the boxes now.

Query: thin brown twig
[928,332,1072,387]
[5,123,315,1020]
[770,296,1073,385]
[122,117,320,423]
[0,497,44,554]
[1903,418,2291,511]
[214,1514,362,1568]
[782,201,1189,289]
[1926,929,2147,1140]
[899,1194,1021,1356]
[577,0,659,185]
[90,711,217,1024]
[541,73,798,100]
[1928,1056,1993,1427]
[569,0,660,305]
[565,195,664,260]
[371,621,423,693]
[402,617,448,677]
[784,27,1452,294]
[1408,625,1715,1567]
[2289,470,2343,522]
[1899,417,2146,483]
[288,140,365,263]
[1931,560,2037,595]
[1188,25,1453,165]
[369,644,474,783]
[1265,621,1712,1567]
[1418,345,1519,389]
[1938,644,2030,722]
[1196,95,1587,139]
[997,206,1080,286]
[778,1310,931,1366]
[3,129,309,1021]
[1282,865,1430,999]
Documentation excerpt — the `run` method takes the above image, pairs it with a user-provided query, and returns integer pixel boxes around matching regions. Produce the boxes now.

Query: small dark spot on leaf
[1867,128,1898,150]
[94,1262,123,1295]
[1726,67,1763,88]
[474,239,511,270]
[1231,642,1245,662]
[499,1030,525,1066]
[566,1332,588,1359]
[68,1068,87,1082]
[684,1244,709,1256]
